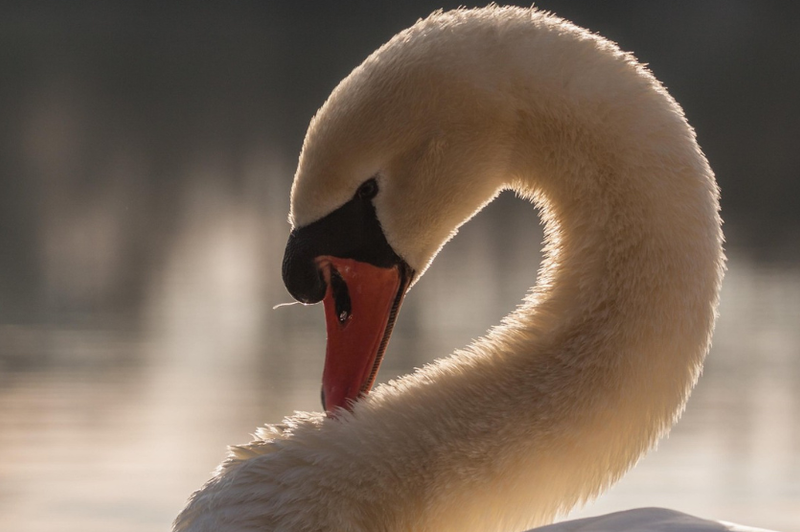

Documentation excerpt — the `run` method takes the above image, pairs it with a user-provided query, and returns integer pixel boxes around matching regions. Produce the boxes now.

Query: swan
[172,6,765,532]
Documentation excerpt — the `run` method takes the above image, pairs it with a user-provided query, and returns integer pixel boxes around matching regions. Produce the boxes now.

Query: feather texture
[174,7,725,532]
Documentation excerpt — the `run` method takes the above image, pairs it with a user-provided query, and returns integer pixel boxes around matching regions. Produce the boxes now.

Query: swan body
[174,7,733,532]
[533,509,775,532]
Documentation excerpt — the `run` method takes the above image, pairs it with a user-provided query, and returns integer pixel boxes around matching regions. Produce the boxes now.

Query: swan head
[282,16,511,414]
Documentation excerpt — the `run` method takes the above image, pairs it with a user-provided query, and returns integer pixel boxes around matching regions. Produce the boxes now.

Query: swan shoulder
[529,509,778,532]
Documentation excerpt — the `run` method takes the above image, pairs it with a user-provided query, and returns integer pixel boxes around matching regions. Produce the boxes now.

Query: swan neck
[389,37,725,529]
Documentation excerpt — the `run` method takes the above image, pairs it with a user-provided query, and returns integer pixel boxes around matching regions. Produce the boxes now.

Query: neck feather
[174,9,723,532]
[349,34,721,530]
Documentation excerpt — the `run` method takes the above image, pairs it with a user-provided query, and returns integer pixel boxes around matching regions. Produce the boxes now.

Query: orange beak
[317,256,411,415]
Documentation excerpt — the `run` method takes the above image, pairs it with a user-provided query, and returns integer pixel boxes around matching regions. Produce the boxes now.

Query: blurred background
[1,1,798,531]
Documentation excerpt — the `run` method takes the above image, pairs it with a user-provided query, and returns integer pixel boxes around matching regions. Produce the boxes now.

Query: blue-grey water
[0,195,798,532]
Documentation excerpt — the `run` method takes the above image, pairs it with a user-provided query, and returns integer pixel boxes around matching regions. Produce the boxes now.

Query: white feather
[174,6,738,532]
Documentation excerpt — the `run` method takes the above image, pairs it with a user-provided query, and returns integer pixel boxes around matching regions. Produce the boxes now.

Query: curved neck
[174,10,724,532]
[357,43,722,531]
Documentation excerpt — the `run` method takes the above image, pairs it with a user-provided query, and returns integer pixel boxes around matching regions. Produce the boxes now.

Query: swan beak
[317,256,411,415]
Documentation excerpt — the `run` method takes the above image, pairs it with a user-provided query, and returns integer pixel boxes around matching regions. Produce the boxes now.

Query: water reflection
[0,199,798,531]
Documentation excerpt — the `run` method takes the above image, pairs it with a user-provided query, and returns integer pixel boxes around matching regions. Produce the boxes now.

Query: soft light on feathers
[175,6,724,532]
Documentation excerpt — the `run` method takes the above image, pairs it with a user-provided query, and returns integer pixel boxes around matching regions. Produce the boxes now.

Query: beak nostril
[329,268,352,324]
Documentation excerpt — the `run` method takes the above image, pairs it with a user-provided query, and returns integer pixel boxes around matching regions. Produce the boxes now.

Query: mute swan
[172,7,766,532]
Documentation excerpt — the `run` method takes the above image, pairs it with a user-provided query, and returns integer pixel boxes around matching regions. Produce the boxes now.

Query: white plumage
[172,7,760,532]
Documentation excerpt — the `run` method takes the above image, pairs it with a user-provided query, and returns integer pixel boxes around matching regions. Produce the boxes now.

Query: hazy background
[1,2,798,531]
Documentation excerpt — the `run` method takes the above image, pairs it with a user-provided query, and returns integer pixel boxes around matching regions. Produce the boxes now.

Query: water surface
[1,209,798,531]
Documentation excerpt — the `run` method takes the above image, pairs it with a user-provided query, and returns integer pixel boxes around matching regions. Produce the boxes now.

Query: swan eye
[356,178,379,200]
